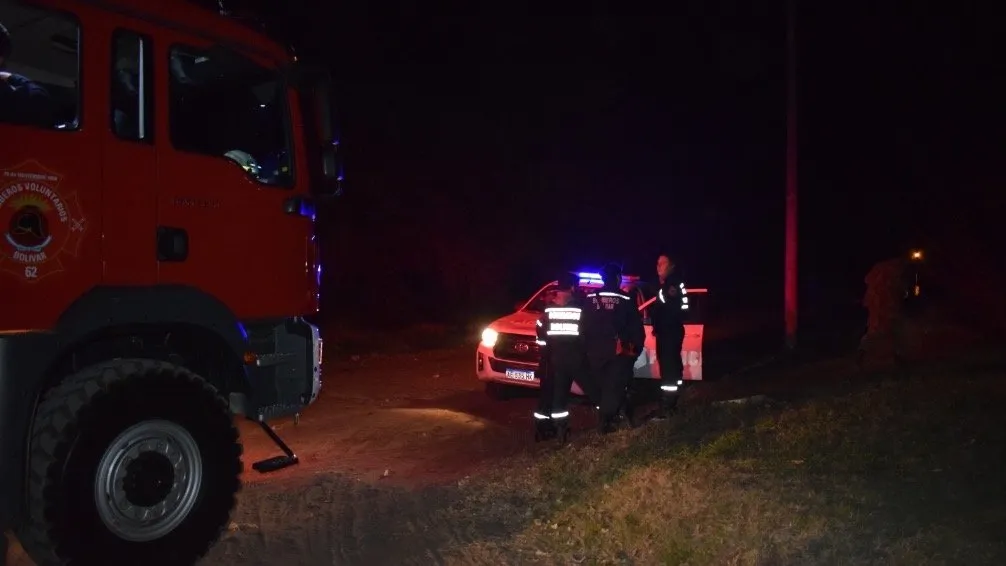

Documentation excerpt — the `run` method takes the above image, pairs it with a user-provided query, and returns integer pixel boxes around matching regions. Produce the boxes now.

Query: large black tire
[17,359,242,566]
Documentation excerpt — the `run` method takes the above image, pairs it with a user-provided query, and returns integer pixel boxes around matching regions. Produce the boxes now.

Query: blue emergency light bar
[575,271,640,286]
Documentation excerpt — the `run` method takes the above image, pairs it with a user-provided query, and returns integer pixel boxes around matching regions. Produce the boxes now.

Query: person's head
[554,272,577,304]
[601,262,622,290]
[657,254,675,280]
[0,22,11,68]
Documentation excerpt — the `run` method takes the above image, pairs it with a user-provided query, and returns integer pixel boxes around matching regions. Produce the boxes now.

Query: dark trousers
[656,324,685,385]
[537,353,582,417]
[620,355,640,412]
[536,353,554,416]
[595,357,632,421]
[574,356,601,406]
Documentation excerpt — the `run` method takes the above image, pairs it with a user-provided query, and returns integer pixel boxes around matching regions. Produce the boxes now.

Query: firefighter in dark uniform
[581,263,645,434]
[652,254,688,419]
[1,21,54,127]
[857,249,924,371]
[533,272,586,443]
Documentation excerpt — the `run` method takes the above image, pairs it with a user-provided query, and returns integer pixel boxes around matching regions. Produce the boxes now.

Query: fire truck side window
[0,3,80,130]
[168,44,293,187]
[110,30,153,142]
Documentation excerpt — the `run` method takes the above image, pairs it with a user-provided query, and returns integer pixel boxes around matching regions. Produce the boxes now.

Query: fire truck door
[154,33,313,320]
[101,26,157,285]
[0,2,102,330]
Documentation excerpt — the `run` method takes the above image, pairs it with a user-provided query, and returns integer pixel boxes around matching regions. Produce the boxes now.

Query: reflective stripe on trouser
[660,379,684,393]
[532,411,569,420]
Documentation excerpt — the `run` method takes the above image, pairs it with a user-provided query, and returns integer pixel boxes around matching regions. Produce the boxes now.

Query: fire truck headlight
[480,328,498,348]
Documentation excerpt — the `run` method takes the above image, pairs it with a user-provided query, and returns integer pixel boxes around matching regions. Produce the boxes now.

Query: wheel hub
[122,452,176,507]
[94,420,203,542]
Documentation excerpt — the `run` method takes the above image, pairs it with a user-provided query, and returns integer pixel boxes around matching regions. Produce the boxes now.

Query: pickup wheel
[17,359,242,566]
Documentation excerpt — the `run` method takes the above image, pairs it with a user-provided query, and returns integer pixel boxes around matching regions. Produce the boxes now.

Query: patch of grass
[445,369,1006,565]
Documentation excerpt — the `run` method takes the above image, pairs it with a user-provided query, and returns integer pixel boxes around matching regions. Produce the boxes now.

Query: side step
[251,420,300,473]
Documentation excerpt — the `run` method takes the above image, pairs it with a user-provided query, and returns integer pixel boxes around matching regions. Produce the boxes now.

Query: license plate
[505,368,536,382]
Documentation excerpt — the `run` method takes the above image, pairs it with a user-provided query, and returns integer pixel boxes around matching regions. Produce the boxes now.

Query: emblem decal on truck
[0,161,87,282]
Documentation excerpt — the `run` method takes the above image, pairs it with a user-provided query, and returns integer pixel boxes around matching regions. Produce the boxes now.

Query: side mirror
[318,143,343,196]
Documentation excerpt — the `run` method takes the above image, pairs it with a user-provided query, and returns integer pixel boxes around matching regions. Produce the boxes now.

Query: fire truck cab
[0,1,340,564]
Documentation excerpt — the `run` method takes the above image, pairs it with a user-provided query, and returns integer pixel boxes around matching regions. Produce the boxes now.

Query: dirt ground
[8,310,980,565]
[4,346,610,566]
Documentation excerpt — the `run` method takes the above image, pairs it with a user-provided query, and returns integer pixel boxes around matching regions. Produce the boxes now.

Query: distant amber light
[910,250,923,261]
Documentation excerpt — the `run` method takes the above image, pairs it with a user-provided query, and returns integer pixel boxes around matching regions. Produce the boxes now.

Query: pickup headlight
[480,327,498,348]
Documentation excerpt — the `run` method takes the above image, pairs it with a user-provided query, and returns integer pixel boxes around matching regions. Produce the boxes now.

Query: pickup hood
[489,311,538,337]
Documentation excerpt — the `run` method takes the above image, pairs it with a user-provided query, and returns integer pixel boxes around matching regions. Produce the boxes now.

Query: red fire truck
[0,1,339,564]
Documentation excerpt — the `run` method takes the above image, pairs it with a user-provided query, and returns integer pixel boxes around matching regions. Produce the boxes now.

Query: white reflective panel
[551,321,583,333]
[546,308,581,321]
[598,291,630,300]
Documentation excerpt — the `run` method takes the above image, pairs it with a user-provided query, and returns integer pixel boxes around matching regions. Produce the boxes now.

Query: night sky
[236,0,1002,324]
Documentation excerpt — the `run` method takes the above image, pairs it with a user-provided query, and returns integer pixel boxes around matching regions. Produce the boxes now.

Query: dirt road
[6,312,874,566]
[5,345,603,566]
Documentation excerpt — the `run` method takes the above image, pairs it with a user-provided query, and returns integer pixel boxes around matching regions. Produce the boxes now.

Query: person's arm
[650,282,663,335]
[615,299,644,356]
[2,74,54,126]
[536,312,547,345]
[672,275,689,315]
[625,299,645,354]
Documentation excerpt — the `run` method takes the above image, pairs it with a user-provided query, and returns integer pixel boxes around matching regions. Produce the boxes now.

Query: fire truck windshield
[169,44,293,186]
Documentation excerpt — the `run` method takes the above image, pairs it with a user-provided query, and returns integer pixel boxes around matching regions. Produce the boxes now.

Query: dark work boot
[554,419,570,445]
[598,415,617,435]
[622,404,637,429]
[653,393,679,421]
[534,417,556,442]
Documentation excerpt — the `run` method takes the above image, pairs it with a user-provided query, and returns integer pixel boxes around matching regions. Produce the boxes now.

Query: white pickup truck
[475,271,707,399]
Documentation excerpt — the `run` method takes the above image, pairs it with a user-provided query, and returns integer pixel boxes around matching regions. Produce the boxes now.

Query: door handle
[283,196,316,218]
[157,226,188,262]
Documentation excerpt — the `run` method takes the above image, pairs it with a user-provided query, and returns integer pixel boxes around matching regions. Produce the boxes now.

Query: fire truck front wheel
[18,359,242,566]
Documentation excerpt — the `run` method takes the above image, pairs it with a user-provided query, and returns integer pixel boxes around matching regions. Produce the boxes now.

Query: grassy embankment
[446,361,1006,565]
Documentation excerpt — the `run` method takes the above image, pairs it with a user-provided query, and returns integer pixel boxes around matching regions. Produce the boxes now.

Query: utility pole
[784,0,799,351]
